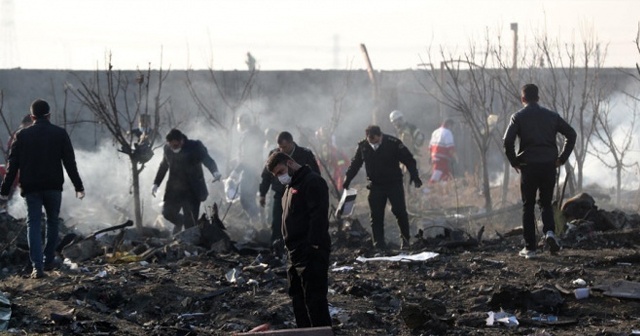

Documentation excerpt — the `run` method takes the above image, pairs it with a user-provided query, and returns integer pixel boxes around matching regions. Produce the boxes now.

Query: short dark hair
[277,131,293,144]
[165,129,185,142]
[266,151,291,173]
[30,99,50,118]
[522,84,539,103]
[21,114,32,124]
[365,125,382,137]
[443,118,454,127]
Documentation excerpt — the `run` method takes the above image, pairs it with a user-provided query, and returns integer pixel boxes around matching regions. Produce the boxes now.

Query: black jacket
[503,102,577,167]
[259,143,320,197]
[282,165,331,264]
[153,136,218,202]
[1,119,84,196]
[344,134,418,187]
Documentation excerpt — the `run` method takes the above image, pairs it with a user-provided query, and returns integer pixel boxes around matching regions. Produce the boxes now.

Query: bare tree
[73,56,169,230]
[590,98,638,205]
[185,62,259,171]
[418,32,510,212]
[531,28,609,193]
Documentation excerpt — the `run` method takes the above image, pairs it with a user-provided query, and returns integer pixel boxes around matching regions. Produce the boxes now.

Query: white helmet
[389,110,404,123]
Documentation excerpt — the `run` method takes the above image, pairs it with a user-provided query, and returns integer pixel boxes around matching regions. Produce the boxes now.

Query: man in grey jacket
[503,84,576,259]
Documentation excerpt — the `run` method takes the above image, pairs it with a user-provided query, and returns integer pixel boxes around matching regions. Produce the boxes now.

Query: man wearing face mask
[259,131,320,252]
[343,125,422,251]
[266,151,332,328]
[152,129,221,234]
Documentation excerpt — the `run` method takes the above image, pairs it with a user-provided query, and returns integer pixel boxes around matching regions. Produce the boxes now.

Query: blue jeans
[25,190,62,270]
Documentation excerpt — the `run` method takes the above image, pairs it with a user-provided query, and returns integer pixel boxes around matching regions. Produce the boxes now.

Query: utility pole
[510,23,518,71]
[360,43,379,124]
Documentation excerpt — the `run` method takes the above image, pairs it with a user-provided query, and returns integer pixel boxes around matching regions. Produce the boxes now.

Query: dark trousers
[368,182,410,249]
[25,190,62,270]
[520,162,557,250]
[162,193,200,234]
[270,194,284,243]
[287,251,332,328]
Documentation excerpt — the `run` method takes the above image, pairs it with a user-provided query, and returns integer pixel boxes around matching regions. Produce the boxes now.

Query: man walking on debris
[152,129,221,234]
[266,151,332,328]
[503,84,576,259]
[428,118,456,183]
[343,125,422,251]
[236,114,264,224]
[0,99,85,279]
[259,131,319,251]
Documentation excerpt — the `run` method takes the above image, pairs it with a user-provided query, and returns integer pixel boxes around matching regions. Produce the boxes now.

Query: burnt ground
[2,184,640,335]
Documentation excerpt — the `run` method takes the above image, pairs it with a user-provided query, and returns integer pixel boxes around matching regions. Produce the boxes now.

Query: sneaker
[518,248,537,259]
[30,268,45,279]
[545,231,560,254]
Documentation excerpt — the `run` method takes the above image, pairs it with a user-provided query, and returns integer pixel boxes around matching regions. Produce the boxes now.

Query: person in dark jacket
[259,131,320,249]
[343,125,422,251]
[0,99,85,279]
[266,151,332,328]
[503,83,577,259]
[152,129,221,234]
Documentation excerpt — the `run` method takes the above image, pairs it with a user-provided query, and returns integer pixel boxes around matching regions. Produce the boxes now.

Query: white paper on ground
[355,251,439,263]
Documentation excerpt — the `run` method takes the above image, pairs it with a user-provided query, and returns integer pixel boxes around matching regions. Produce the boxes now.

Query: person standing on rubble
[236,114,264,225]
[343,125,422,251]
[428,118,457,183]
[265,151,332,328]
[0,99,85,279]
[152,129,221,234]
[503,83,576,259]
[259,131,319,251]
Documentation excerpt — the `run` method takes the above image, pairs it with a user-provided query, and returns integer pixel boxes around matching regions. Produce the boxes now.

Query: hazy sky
[2,0,639,70]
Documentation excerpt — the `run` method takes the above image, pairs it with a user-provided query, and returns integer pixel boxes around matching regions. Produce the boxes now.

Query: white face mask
[277,173,292,185]
[369,142,380,150]
[171,147,182,154]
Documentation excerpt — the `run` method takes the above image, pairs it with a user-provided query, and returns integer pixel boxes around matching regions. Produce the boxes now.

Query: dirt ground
[2,181,640,335]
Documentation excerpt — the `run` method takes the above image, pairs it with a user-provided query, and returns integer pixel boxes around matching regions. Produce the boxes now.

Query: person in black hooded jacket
[152,129,221,234]
[265,151,331,328]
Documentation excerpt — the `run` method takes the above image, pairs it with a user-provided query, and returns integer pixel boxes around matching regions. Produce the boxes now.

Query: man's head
[21,114,33,128]
[521,84,539,105]
[30,99,51,120]
[389,110,405,127]
[139,114,151,128]
[443,118,454,128]
[165,129,185,153]
[277,131,295,154]
[266,151,301,185]
[365,125,382,145]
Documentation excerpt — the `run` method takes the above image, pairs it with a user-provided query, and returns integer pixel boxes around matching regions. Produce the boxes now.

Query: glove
[343,181,350,191]
[76,191,85,200]
[212,171,222,182]
[410,175,423,188]
[151,184,159,197]
[259,196,266,207]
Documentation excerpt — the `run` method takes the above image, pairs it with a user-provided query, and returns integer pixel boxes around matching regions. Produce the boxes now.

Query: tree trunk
[480,150,493,212]
[616,166,622,206]
[130,158,143,230]
[500,160,510,208]
[576,159,584,191]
